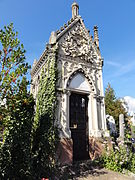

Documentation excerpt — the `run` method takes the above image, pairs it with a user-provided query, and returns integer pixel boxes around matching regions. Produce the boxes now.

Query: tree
[0,77,35,179]
[0,23,30,100]
[105,83,116,117]
[105,83,128,134]
[0,24,35,179]
[0,23,30,142]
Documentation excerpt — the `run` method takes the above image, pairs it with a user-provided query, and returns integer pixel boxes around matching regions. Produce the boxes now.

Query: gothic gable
[57,18,100,64]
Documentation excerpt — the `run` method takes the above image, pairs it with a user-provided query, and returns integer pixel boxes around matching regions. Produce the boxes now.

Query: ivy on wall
[32,45,59,178]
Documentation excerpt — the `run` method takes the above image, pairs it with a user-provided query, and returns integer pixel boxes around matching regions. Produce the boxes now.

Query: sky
[0,0,135,99]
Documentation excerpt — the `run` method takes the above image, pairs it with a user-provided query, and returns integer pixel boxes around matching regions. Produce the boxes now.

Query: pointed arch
[66,68,95,93]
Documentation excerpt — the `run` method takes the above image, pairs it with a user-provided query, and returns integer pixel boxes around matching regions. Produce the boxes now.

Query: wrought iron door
[69,93,89,161]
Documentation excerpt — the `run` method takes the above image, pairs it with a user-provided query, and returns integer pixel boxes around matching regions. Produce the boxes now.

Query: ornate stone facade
[31,2,109,164]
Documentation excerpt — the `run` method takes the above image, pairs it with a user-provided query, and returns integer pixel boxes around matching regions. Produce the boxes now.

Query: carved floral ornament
[60,23,97,63]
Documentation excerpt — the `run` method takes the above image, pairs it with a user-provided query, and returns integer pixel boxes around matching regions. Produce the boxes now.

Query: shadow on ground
[55,160,108,179]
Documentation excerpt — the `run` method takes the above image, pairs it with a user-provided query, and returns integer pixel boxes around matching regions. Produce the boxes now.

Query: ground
[79,168,135,180]
[56,160,135,180]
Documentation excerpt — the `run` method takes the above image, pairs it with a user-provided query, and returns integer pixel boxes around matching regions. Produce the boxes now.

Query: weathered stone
[56,138,73,165]
[89,137,112,160]
[49,31,57,45]
[119,114,125,139]
[72,2,79,19]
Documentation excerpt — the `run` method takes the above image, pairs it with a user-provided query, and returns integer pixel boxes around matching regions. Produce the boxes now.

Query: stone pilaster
[88,94,93,136]
[90,95,102,137]
[60,90,71,138]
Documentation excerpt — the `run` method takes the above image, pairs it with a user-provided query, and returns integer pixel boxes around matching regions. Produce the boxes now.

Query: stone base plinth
[57,137,112,164]
[57,138,73,165]
[89,137,103,160]
[89,137,112,160]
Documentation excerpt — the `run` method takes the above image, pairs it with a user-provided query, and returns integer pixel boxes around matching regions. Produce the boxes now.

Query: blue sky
[0,0,135,98]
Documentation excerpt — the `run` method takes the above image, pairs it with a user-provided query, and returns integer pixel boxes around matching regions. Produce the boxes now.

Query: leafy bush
[0,78,35,179]
[101,144,135,173]
[128,152,135,173]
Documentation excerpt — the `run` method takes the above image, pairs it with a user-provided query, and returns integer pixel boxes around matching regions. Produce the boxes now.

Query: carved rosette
[60,23,97,63]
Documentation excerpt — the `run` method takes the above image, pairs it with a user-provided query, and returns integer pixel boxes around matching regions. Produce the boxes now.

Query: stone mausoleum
[31,2,108,164]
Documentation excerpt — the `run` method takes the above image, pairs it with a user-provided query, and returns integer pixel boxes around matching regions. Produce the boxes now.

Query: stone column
[97,100,102,130]
[61,90,71,138]
[91,95,101,137]
[119,114,125,140]
[88,94,92,136]
[66,90,71,136]
[99,68,107,132]
[101,99,107,130]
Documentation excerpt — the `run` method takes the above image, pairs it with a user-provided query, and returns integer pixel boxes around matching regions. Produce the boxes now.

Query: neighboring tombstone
[130,112,135,126]
[106,115,117,136]
[119,114,125,140]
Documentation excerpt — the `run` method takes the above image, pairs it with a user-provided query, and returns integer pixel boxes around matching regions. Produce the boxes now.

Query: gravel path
[78,168,135,180]
[56,160,135,180]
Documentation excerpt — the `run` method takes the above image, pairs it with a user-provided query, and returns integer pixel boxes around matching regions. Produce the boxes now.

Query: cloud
[105,60,135,78]
[114,61,135,77]
[106,60,121,67]
[124,96,135,113]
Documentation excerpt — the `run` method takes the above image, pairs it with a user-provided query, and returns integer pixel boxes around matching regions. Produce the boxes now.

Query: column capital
[63,89,71,96]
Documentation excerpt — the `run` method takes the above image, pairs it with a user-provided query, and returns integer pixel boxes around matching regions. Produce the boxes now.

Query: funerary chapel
[31,2,108,163]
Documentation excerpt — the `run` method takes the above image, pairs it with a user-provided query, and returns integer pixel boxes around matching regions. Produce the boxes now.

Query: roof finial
[94,26,99,49]
[72,1,79,19]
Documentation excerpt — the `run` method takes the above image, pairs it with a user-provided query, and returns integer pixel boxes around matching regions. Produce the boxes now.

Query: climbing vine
[32,45,59,179]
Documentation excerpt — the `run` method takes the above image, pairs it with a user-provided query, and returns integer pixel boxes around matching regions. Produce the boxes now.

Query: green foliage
[0,23,31,143]
[34,55,57,128]
[105,83,129,133]
[101,144,135,174]
[0,24,35,179]
[0,77,35,179]
[129,154,135,173]
[0,23,30,100]
[131,125,135,138]
[32,48,59,179]
[0,23,59,179]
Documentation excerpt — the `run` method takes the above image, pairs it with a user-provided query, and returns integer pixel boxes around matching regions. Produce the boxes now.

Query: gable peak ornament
[72,1,79,19]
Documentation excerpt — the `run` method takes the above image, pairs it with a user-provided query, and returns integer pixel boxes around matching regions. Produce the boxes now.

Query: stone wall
[57,137,113,165]
[57,138,73,165]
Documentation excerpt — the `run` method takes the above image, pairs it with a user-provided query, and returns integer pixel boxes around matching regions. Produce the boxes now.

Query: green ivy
[32,45,59,179]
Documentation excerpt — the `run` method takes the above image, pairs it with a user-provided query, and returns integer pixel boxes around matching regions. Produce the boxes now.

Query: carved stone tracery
[66,68,95,92]
[60,23,97,63]
[60,59,95,92]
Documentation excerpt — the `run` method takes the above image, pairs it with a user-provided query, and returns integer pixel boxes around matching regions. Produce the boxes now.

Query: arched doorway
[68,72,91,161]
